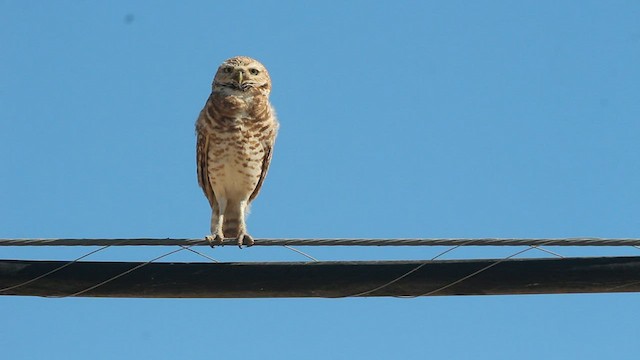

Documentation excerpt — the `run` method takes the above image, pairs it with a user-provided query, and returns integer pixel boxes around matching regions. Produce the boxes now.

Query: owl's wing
[196,129,217,210]
[249,140,274,203]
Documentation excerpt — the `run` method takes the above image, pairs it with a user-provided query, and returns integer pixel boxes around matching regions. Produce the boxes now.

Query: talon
[237,233,255,248]
[245,234,255,247]
[205,234,224,248]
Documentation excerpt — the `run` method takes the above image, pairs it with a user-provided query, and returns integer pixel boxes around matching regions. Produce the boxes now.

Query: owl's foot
[205,234,224,248]
[236,232,254,248]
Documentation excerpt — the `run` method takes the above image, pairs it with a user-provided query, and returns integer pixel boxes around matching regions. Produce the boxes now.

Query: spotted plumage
[196,56,278,247]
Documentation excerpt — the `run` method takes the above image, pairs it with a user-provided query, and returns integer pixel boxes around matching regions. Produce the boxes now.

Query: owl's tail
[222,203,245,238]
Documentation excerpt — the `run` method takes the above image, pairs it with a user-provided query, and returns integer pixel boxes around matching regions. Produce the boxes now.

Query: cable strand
[1,237,640,247]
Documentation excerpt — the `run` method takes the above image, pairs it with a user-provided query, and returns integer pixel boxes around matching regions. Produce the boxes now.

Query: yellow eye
[249,68,260,75]
[223,67,233,73]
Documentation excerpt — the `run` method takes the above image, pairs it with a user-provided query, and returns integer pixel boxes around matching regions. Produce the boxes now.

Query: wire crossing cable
[1,238,640,247]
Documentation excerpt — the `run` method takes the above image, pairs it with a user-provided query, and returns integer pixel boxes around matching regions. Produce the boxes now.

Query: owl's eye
[223,67,233,73]
[249,68,260,75]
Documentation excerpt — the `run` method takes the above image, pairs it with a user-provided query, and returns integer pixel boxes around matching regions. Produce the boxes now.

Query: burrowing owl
[195,56,278,247]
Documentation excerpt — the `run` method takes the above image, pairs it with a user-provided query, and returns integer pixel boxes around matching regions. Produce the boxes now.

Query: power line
[1,237,640,247]
[2,256,639,298]
[2,237,639,298]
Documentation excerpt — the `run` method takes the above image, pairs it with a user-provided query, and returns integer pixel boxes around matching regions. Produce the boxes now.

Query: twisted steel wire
[1,237,640,247]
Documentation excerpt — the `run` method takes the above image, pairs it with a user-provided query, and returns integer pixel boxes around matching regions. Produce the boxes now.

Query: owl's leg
[206,198,226,247]
[222,199,254,248]
[235,200,254,248]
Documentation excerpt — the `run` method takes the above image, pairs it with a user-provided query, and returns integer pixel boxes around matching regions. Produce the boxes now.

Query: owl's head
[212,56,271,96]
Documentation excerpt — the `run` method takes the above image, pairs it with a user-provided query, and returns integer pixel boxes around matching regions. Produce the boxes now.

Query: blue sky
[1,1,640,359]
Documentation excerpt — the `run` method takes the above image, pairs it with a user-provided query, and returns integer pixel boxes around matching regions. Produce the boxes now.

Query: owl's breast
[206,126,266,198]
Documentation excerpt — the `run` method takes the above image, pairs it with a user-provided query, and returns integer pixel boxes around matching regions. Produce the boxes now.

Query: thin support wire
[180,246,219,263]
[60,247,187,298]
[0,245,113,293]
[1,244,214,295]
[532,246,565,258]
[416,245,546,297]
[345,241,477,298]
[283,245,319,262]
[349,241,560,298]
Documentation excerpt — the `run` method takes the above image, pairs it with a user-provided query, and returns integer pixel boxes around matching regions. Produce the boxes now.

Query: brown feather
[196,128,217,210]
[249,141,273,203]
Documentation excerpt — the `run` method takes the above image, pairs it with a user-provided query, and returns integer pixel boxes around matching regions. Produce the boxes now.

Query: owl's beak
[237,72,243,84]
